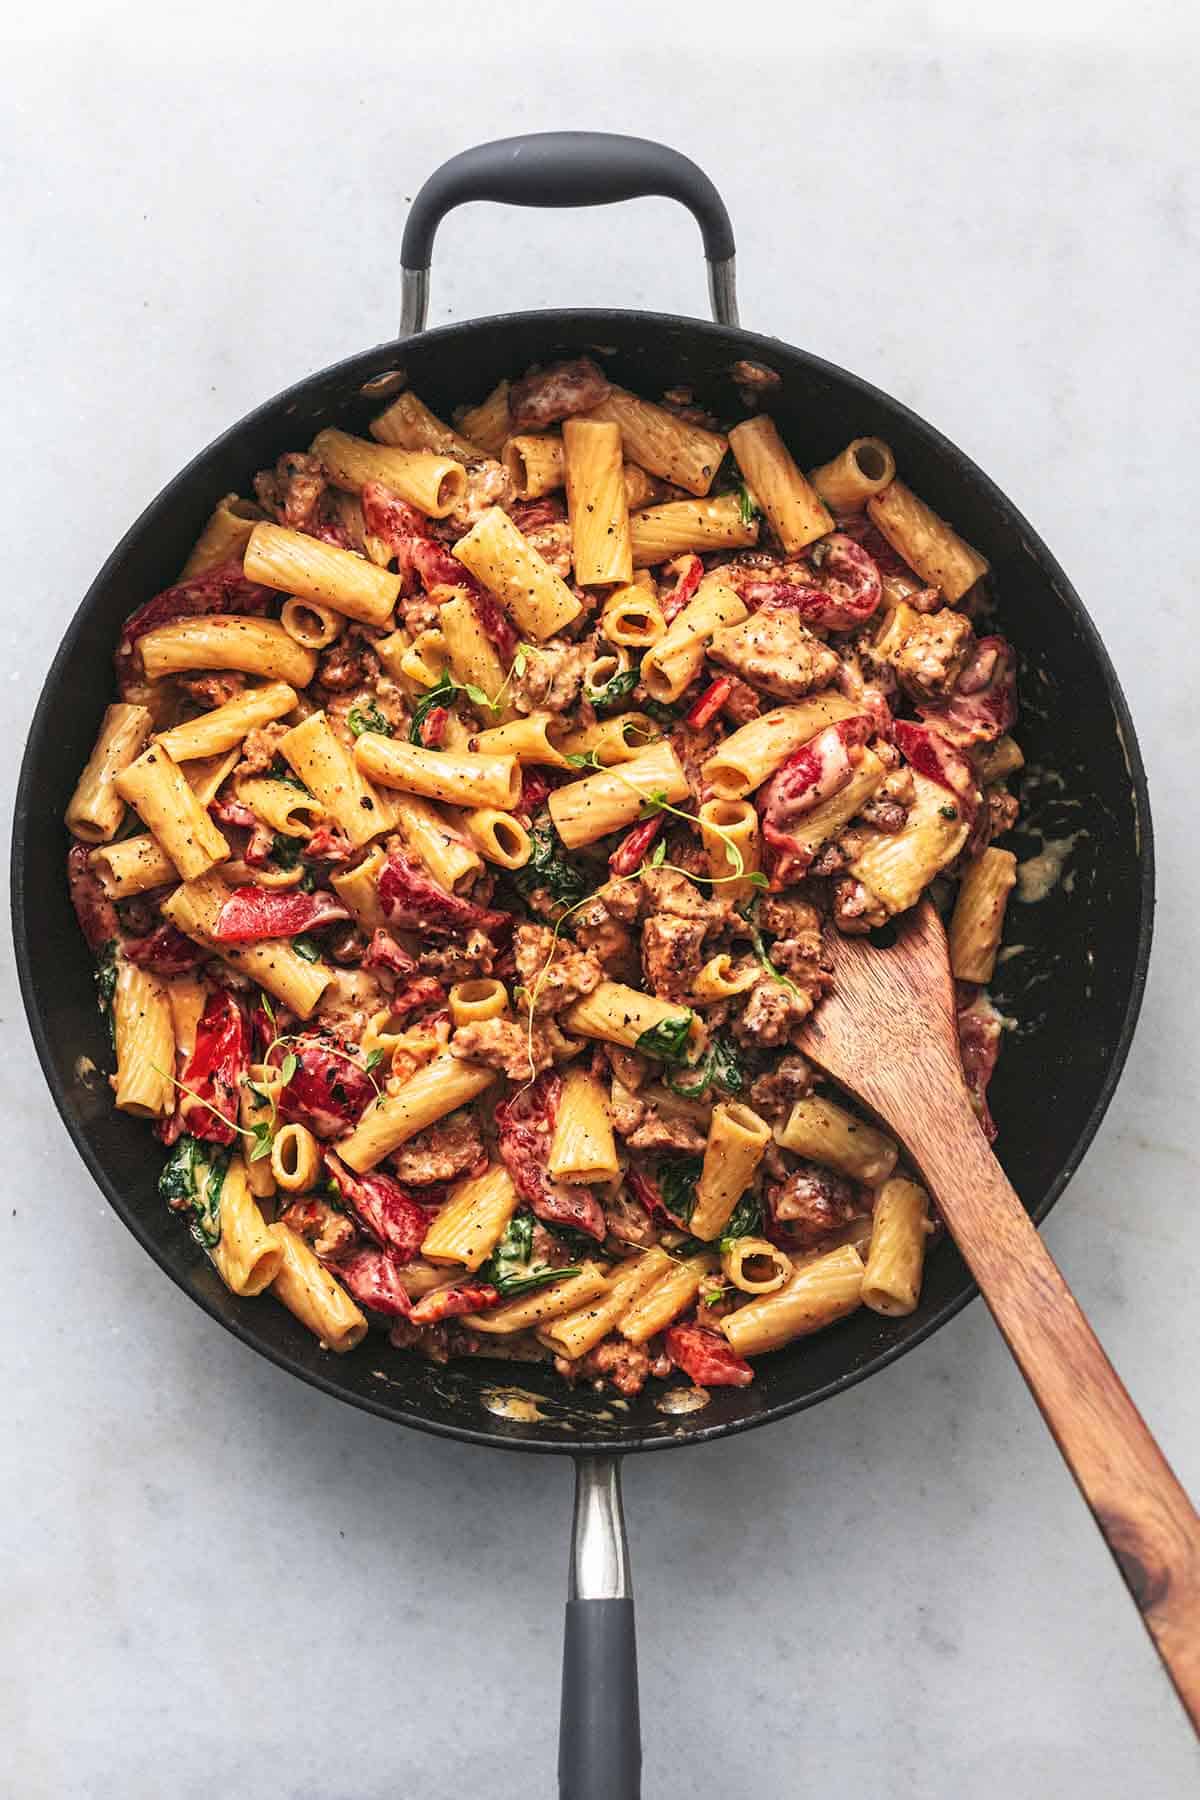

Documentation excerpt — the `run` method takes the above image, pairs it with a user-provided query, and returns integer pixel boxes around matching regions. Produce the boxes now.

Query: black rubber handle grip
[401,131,735,271]
[559,1598,641,1800]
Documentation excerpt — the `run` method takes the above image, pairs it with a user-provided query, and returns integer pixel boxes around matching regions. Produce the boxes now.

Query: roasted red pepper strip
[496,1075,606,1240]
[178,991,249,1145]
[362,929,417,978]
[626,1169,691,1233]
[378,850,509,940]
[408,1282,499,1326]
[325,1149,434,1261]
[419,705,449,748]
[327,1246,415,1318]
[212,885,350,943]
[67,844,119,952]
[270,1040,376,1138]
[665,1324,754,1388]
[116,558,274,667]
[661,553,704,622]
[685,677,733,732]
[608,815,663,877]
[122,922,201,975]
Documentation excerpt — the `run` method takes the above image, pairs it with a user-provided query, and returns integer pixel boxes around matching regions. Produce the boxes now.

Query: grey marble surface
[4,3,1199,1794]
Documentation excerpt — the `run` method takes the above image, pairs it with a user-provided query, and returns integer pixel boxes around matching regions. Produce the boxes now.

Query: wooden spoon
[797,897,1200,1731]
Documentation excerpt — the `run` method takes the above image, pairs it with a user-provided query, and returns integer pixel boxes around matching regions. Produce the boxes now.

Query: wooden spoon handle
[916,1096,1200,1732]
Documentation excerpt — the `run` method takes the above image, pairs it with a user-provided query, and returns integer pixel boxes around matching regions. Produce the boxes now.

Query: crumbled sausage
[388,1111,485,1185]
[513,922,605,1014]
[890,608,974,702]
[450,1016,574,1078]
[709,604,841,700]
[641,913,708,999]
[508,358,611,431]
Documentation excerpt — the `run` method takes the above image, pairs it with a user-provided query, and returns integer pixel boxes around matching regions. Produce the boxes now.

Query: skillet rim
[11,308,1156,1455]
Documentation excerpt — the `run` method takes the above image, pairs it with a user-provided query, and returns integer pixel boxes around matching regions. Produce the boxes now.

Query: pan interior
[12,310,1152,1453]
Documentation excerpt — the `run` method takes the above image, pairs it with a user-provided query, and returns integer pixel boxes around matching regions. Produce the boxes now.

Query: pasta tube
[311,428,467,518]
[370,388,482,458]
[114,745,230,880]
[600,584,666,648]
[557,713,659,769]
[166,977,208,1064]
[336,1052,497,1171]
[562,418,632,587]
[721,1245,865,1356]
[240,1063,281,1200]
[447,806,531,870]
[457,380,511,455]
[470,711,570,769]
[701,697,861,800]
[587,388,727,496]
[721,1238,793,1295]
[270,1123,322,1194]
[155,681,298,763]
[728,416,833,552]
[948,847,1018,983]
[211,1158,284,1296]
[452,507,582,641]
[421,1165,520,1270]
[111,962,174,1118]
[563,982,695,1058]
[180,494,262,578]
[847,772,971,914]
[690,954,759,1001]
[618,1253,715,1345]
[448,979,509,1028]
[438,591,511,712]
[689,1102,773,1240]
[640,576,747,703]
[330,847,387,928]
[278,711,395,850]
[89,835,177,898]
[630,495,758,568]
[139,616,317,687]
[548,739,689,850]
[465,1263,611,1335]
[244,522,401,627]
[502,432,565,500]
[271,1226,368,1353]
[867,480,989,602]
[548,1068,619,1184]
[280,597,344,650]
[698,798,760,902]
[184,748,241,808]
[775,1095,898,1185]
[862,1178,931,1317]
[784,751,888,865]
[160,872,332,1018]
[808,438,896,513]
[65,703,153,843]
[355,735,520,810]
[234,775,324,838]
[394,794,483,892]
[539,1248,674,1359]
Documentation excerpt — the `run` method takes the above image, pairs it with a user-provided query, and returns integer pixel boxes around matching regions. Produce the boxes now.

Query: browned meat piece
[733,974,818,1046]
[758,895,821,941]
[769,1159,864,1249]
[572,896,638,978]
[418,929,496,982]
[808,840,847,878]
[388,1111,485,1185]
[235,721,290,776]
[749,1053,814,1119]
[315,966,391,1038]
[709,603,841,700]
[509,499,573,580]
[399,594,440,636]
[720,674,761,725]
[832,878,887,934]
[625,1112,707,1154]
[449,458,514,532]
[573,1336,652,1396]
[279,1197,357,1260]
[604,1187,659,1250]
[513,922,605,1014]
[598,876,644,924]
[668,719,719,797]
[255,451,327,532]
[730,358,782,392]
[450,1016,574,1079]
[609,1076,647,1135]
[509,357,611,431]
[317,634,381,695]
[985,786,1019,841]
[855,766,915,838]
[638,868,724,928]
[176,671,246,708]
[641,912,708,999]
[67,844,119,950]
[509,636,592,713]
[890,607,974,702]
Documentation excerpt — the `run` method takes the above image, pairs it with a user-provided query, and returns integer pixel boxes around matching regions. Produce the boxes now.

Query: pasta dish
[64,356,1020,1396]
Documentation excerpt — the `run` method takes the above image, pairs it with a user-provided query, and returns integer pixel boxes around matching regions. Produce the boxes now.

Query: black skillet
[11,134,1154,1798]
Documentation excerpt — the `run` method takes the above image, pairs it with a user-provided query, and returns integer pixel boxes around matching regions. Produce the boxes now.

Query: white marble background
[3,2,1199,1794]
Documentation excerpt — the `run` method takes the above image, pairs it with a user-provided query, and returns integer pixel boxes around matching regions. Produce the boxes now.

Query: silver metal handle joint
[706,255,739,327]
[569,1454,631,1602]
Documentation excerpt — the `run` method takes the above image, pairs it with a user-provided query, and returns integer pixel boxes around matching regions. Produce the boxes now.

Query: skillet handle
[399,132,738,335]
[559,1454,641,1800]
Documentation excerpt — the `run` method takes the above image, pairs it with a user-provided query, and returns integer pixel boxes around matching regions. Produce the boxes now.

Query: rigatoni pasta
[66,348,1024,1395]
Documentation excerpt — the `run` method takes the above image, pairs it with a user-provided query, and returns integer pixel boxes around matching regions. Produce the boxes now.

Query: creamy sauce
[1016,831,1086,904]
[481,1387,547,1424]
[73,1055,100,1087]
[996,942,1028,964]
[655,1386,710,1416]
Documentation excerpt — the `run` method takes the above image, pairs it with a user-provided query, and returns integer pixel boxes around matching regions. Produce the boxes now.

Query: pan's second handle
[916,1086,1200,1735]
[399,132,738,335]
[560,1454,640,1800]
